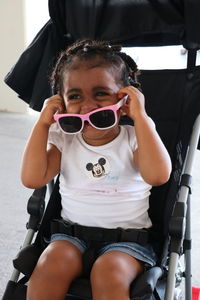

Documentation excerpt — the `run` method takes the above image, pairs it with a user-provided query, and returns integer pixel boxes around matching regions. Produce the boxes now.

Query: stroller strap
[50,219,151,246]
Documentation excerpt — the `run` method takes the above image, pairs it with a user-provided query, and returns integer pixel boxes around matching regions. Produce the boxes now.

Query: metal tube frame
[9,228,35,282]
[164,114,200,300]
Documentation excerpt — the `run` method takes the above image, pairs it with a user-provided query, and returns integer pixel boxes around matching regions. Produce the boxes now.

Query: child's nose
[80,99,98,114]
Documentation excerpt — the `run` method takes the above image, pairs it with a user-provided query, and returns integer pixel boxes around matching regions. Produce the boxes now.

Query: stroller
[2,1,200,299]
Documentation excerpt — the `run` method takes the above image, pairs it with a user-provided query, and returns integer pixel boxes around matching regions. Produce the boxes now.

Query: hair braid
[116,52,141,89]
[50,39,141,94]
[50,53,69,94]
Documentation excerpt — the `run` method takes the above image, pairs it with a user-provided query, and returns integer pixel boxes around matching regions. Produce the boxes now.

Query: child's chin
[82,127,105,138]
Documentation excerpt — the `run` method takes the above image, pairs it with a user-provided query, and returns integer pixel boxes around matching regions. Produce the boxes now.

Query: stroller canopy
[49,0,200,48]
[4,0,200,111]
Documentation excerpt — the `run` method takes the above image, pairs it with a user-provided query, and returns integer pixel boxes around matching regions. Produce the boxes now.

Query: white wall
[0,0,27,113]
[0,0,49,113]
[24,0,49,46]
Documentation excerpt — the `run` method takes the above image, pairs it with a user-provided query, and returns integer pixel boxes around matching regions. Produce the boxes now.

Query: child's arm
[119,86,172,186]
[21,95,64,189]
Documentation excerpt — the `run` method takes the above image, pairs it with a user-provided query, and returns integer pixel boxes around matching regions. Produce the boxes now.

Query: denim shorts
[49,233,157,267]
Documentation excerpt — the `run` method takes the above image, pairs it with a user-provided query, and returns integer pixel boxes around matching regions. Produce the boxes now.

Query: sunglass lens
[58,116,82,133]
[90,110,115,128]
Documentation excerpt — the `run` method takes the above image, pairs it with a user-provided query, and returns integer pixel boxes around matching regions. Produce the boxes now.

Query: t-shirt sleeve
[126,125,138,152]
[48,123,63,152]
[126,117,156,152]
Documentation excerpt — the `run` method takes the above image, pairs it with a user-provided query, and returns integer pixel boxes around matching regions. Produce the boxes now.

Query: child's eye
[68,94,81,100]
[96,92,109,97]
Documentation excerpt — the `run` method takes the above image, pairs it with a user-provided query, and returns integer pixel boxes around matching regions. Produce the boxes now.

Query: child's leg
[90,250,143,300]
[27,240,83,300]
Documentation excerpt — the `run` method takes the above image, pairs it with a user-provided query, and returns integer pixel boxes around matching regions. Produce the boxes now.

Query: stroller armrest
[26,186,46,231]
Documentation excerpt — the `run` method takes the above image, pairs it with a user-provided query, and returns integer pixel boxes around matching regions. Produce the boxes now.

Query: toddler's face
[62,64,123,146]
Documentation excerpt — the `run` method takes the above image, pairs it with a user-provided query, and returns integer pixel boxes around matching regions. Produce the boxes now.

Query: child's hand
[118,86,146,121]
[38,94,65,126]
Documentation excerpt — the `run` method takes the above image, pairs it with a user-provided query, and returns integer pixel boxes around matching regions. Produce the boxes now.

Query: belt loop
[138,230,149,246]
[73,223,79,238]
[117,227,123,242]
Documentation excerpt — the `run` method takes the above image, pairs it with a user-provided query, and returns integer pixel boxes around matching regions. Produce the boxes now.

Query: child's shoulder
[120,124,137,150]
[49,123,73,140]
[49,122,60,134]
[120,124,135,135]
[48,123,74,151]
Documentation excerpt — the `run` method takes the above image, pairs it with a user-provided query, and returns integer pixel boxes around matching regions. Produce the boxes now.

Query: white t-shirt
[48,123,152,229]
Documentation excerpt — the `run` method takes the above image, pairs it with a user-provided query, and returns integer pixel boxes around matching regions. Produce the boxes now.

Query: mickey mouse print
[85,157,110,179]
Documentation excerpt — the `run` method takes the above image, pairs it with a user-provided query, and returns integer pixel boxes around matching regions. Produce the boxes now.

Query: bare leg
[91,250,143,300]
[27,240,83,300]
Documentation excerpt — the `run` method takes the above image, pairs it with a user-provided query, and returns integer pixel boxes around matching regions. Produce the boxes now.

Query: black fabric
[137,67,200,233]
[2,281,19,300]
[50,218,151,245]
[52,0,184,45]
[13,244,42,278]
[2,280,27,300]
[35,176,62,247]
[183,0,200,49]
[47,0,200,48]
[4,20,67,111]
[67,266,162,299]
[4,0,200,110]
[130,267,162,298]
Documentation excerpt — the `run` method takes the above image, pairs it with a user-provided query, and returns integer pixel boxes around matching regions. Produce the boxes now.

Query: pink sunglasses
[54,97,127,134]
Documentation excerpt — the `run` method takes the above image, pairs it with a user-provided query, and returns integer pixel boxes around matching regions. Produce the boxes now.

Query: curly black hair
[50,39,140,94]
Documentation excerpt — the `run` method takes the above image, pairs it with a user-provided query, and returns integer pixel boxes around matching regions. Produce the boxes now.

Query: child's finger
[44,96,65,113]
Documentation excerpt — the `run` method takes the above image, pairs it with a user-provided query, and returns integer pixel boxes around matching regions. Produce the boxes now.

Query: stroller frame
[165,113,200,300]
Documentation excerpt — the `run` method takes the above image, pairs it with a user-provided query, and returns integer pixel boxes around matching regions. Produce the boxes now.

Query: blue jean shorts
[49,233,157,267]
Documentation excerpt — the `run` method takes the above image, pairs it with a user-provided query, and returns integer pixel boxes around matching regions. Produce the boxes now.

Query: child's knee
[34,240,83,276]
[90,251,143,288]
[91,253,125,287]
